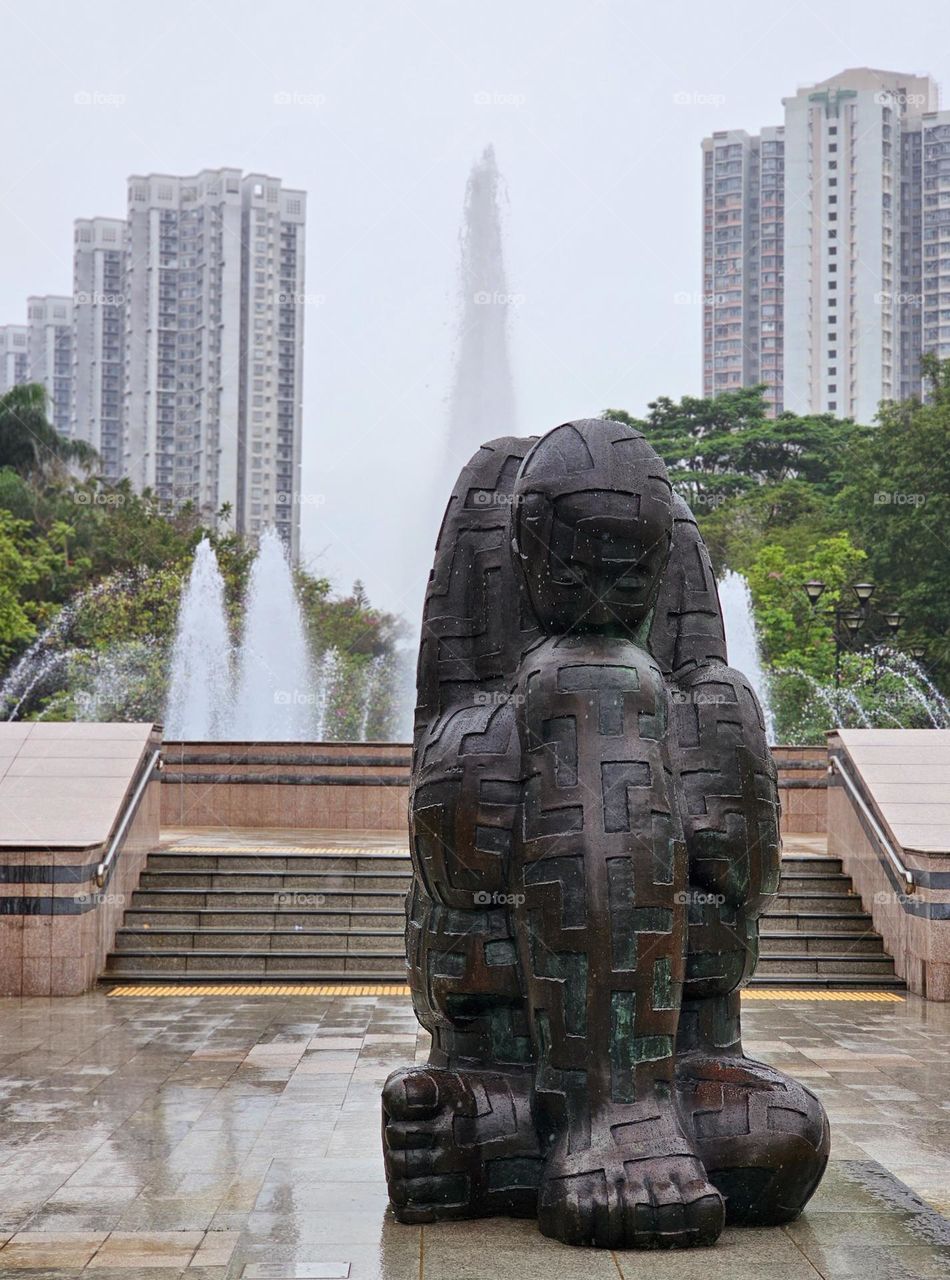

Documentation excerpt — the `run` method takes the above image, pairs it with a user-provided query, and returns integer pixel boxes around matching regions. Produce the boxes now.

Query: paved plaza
[0,989,946,1278]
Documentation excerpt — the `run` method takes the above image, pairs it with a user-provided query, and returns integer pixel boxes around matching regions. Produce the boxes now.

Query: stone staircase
[104,839,409,982]
[103,836,903,990]
[756,847,904,989]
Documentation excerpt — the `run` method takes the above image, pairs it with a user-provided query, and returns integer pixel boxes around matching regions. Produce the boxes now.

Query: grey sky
[2,0,946,625]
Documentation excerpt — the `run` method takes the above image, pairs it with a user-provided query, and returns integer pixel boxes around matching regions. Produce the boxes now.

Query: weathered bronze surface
[382,419,829,1249]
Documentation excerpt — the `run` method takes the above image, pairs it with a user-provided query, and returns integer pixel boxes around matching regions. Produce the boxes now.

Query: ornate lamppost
[802,579,904,687]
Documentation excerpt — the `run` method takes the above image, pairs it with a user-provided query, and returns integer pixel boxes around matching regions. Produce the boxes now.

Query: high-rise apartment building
[72,218,126,479]
[0,326,28,395]
[26,296,73,437]
[920,112,950,368]
[703,126,784,413]
[124,168,306,554]
[0,167,306,555]
[703,68,945,421]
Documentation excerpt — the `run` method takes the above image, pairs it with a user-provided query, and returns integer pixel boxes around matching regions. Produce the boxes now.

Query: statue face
[515,488,671,634]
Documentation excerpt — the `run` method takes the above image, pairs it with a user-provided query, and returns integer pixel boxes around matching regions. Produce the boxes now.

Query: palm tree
[0,383,98,478]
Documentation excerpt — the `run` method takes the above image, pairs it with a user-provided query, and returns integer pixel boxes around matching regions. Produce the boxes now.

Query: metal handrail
[829,751,914,888]
[95,749,162,888]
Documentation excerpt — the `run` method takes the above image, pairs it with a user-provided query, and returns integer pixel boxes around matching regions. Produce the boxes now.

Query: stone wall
[773,744,828,836]
[826,730,950,1001]
[160,741,409,832]
[160,740,824,838]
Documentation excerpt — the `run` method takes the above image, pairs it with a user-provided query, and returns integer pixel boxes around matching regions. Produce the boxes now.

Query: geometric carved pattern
[384,419,829,1249]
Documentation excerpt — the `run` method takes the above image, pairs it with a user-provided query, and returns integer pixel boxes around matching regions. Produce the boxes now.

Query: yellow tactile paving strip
[108,983,413,997]
[743,989,904,1002]
[106,984,904,1001]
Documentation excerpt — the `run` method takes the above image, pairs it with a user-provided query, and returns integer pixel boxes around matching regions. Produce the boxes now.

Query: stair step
[105,950,405,974]
[151,850,410,870]
[755,954,896,976]
[779,856,842,874]
[115,928,404,953]
[123,908,405,929]
[138,871,412,890]
[760,912,874,934]
[759,933,885,955]
[130,890,407,910]
[102,970,408,985]
[747,972,906,990]
[776,873,854,894]
[770,893,865,914]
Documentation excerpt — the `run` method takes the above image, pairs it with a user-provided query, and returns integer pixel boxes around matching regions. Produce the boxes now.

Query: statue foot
[675,1052,830,1225]
[382,1065,542,1223]
[537,1106,724,1249]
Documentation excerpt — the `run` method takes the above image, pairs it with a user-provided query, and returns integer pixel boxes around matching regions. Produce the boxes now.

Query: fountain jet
[446,145,517,466]
[719,570,777,743]
[164,538,233,739]
[229,528,315,740]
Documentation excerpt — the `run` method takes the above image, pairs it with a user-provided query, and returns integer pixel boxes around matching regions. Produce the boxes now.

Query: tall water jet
[397,145,519,742]
[719,570,777,743]
[446,145,517,467]
[164,538,233,739]
[230,528,315,740]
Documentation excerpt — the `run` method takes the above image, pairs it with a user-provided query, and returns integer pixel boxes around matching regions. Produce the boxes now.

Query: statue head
[511,419,673,635]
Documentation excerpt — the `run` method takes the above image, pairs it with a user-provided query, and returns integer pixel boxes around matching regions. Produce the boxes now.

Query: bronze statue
[382,419,829,1249]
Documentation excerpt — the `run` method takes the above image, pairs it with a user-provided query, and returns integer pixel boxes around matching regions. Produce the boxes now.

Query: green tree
[0,383,98,479]
[0,509,78,662]
[604,388,864,507]
[743,533,867,679]
[838,353,950,677]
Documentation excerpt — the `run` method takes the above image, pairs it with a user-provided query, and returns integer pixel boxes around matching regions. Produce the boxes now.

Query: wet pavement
[0,989,947,1277]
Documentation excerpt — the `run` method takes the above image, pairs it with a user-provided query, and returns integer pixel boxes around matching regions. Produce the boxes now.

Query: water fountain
[0,573,141,720]
[229,528,315,740]
[393,144,520,743]
[446,144,517,467]
[718,569,777,742]
[774,647,950,742]
[164,538,233,739]
[0,528,396,741]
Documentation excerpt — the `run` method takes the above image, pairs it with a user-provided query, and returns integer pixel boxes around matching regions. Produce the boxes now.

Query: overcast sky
[2,0,948,625]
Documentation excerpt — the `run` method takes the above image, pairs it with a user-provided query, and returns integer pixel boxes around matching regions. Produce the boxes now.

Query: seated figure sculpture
[382,419,829,1250]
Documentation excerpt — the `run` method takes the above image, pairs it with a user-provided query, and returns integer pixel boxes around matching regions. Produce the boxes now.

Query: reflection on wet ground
[0,989,947,1277]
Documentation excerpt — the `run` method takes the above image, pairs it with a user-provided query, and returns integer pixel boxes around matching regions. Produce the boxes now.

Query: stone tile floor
[0,991,947,1278]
